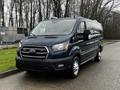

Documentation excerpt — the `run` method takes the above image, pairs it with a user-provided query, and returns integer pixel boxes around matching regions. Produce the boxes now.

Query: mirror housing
[24,31,29,37]
[83,30,90,40]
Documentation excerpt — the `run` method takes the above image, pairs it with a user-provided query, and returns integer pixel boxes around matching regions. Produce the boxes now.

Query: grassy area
[0,48,17,73]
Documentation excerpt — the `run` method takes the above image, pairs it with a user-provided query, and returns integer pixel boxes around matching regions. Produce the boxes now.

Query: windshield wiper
[30,33,37,36]
[29,33,37,38]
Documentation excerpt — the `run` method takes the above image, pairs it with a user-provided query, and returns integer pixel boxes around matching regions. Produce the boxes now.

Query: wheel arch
[99,45,103,52]
[69,46,82,63]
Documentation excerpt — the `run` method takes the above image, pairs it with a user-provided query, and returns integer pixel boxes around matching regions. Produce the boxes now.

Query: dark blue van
[16,17,103,78]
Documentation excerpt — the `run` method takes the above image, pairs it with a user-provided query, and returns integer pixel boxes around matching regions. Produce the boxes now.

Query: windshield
[31,19,76,36]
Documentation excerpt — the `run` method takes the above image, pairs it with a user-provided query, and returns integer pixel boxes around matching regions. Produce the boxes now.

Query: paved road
[1,42,120,90]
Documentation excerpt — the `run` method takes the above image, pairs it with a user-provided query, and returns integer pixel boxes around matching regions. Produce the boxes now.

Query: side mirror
[84,30,90,40]
[24,31,29,37]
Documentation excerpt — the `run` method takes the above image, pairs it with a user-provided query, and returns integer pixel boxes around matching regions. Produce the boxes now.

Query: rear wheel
[94,49,101,62]
[69,57,80,79]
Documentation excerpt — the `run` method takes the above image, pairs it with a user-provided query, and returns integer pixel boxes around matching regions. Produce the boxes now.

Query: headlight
[18,42,22,48]
[52,41,69,52]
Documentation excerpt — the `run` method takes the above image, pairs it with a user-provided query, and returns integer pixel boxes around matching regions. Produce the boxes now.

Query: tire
[69,57,80,79]
[94,49,101,62]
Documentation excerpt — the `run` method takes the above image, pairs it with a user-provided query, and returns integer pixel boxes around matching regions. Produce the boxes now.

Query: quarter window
[89,30,101,39]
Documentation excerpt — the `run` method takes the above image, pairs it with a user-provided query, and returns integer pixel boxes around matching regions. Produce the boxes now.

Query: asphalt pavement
[0,42,120,90]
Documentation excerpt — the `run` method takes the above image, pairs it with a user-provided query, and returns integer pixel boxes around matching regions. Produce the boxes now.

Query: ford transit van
[16,17,103,78]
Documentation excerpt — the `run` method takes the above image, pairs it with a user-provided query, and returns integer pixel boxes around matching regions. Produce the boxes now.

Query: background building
[0,27,27,44]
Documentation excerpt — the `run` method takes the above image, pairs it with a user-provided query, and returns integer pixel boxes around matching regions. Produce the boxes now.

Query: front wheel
[68,57,80,79]
[94,50,101,62]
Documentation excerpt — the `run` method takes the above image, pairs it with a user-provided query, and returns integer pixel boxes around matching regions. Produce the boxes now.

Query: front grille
[21,46,48,59]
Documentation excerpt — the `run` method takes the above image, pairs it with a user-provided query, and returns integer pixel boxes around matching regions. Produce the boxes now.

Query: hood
[21,35,72,47]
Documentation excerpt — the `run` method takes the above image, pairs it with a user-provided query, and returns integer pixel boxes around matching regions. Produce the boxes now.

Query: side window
[77,21,85,33]
[89,30,101,39]
[94,30,100,34]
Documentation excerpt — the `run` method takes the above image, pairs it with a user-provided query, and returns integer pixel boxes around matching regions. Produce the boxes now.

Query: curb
[0,69,21,79]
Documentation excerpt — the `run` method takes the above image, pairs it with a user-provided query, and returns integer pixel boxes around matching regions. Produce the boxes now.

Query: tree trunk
[30,0,33,31]
[64,0,70,17]
[2,0,5,26]
[15,3,18,27]
[19,0,23,27]
[52,0,62,18]
[80,0,84,16]
[38,0,42,22]
[46,0,51,19]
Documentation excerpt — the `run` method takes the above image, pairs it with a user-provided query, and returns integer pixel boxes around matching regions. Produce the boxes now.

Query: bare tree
[46,0,52,19]
[64,0,71,17]
[14,0,19,27]
[1,0,5,26]
[33,0,38,28]
[18,0,24,27]
[8,0,14,27]
[38,0,42,22]
[23,0,30,28]
[29,0,33,30]
[3,0,119,35]
[52,0,62,18]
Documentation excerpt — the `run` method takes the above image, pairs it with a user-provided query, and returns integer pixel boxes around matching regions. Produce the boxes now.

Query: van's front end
[16,19,78,74]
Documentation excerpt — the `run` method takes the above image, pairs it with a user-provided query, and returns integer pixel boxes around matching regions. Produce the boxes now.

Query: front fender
[69,46,81,57]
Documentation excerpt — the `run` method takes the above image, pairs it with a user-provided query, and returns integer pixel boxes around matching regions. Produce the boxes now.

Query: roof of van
[49,17,103,32]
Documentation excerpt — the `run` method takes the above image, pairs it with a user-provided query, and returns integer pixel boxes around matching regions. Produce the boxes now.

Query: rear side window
[86,20,103,31]
[89,30,101,39]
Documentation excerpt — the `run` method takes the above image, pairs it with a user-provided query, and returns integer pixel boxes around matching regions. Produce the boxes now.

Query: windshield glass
[31,19,76,36]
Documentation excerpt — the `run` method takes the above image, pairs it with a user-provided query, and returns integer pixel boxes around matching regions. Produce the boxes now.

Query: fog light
[58,64,64,68]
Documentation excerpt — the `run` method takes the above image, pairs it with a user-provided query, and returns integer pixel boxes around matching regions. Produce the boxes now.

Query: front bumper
[16,56,73,72]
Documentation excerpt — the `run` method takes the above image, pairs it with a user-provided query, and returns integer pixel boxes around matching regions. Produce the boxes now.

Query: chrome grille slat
[22,55,46,59]
[23,48,46,51]
[21,46,48,59]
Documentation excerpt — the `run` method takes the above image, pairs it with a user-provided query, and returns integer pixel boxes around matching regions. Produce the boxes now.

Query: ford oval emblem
[29,49,36,54]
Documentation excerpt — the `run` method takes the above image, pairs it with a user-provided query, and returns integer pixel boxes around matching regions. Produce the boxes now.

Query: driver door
[77,21,93,62]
